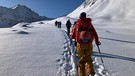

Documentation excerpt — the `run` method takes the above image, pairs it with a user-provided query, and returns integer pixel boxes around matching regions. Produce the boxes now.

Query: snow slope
[0,16,134,76]
[0,20,109,76]
[0,22,64,76]
[0,0,135,76]
[68,0,135,19]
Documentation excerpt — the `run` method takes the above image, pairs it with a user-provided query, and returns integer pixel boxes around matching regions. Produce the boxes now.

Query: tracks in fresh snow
[57,29,72,76]
[93,57,109,76]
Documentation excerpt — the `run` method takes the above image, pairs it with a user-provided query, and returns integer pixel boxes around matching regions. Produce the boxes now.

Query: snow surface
[0,0,135,76]
[0,22,64,76]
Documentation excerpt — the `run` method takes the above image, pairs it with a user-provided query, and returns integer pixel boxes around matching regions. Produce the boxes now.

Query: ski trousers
[76,43,95,76]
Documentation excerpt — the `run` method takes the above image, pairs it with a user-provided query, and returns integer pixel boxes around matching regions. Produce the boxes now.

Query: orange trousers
[76,43,95,76]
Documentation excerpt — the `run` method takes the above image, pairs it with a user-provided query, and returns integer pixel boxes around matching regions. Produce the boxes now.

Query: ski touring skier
[70,12,101,76]
[66,19,72,35]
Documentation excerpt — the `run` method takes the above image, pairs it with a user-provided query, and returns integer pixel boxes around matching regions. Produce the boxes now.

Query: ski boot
[90,73,95,76]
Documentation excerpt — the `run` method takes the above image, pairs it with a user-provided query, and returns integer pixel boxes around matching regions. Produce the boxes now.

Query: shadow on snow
[99,37,135,44]
[93,52,135,62]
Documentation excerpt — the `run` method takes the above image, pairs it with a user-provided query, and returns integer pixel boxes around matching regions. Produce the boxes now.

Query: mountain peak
[0,4,50,27]
[83,0,97,8]
[12,4,27,10]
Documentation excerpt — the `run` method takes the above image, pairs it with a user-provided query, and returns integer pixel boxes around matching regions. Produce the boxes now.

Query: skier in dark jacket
[66,19,72,35]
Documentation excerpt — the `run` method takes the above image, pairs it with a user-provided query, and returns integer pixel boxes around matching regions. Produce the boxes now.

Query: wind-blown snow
[0,0,135,76]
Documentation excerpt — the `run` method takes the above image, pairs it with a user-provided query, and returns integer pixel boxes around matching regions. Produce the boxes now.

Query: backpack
[76,18,93,43]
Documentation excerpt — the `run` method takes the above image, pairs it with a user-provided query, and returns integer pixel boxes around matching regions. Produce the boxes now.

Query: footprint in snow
[93,57,109,76]
[17,31,29,34]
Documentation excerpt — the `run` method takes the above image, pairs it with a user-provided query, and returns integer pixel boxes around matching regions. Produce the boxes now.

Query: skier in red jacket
[70,12,100,76]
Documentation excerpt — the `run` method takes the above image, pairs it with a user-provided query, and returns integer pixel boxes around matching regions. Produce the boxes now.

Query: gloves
[96,41,101,45]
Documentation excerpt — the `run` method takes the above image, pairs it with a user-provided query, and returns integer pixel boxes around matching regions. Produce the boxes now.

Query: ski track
[57,29,72,76]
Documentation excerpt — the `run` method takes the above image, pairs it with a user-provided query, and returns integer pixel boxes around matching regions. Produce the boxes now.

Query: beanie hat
[79,12,86,19]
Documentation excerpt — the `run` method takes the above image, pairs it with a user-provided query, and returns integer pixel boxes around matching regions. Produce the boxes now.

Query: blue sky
[0,0,84,18]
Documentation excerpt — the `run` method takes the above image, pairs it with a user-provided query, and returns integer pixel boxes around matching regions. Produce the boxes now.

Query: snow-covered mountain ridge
[68,0,135,20]
[0,4,50,27]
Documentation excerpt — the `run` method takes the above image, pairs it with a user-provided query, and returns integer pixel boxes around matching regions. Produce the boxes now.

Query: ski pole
[97,45,105,68]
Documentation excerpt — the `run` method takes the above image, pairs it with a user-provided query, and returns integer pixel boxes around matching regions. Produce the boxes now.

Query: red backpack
[76,18,94,43]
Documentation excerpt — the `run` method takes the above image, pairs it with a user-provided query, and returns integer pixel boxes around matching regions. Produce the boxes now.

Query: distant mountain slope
[0,4,50,27]
[68,0,135,19]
